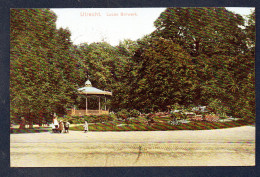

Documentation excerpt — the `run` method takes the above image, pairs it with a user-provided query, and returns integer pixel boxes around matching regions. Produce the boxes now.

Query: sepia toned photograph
[10,7,255,167]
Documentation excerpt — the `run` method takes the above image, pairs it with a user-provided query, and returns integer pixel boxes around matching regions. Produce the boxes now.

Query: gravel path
[11,125,255,143]
[10,126,255,167]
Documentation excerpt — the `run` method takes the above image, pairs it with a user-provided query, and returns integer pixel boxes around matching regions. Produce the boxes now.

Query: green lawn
[10,119,253,133]
[70,120,252,131]
[11,127,51,134]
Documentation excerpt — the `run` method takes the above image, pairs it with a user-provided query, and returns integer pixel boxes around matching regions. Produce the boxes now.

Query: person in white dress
[83,121,88,133]
[52,113,59,133]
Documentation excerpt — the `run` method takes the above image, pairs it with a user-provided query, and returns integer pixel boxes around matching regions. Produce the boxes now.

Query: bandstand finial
[85,78,92,87]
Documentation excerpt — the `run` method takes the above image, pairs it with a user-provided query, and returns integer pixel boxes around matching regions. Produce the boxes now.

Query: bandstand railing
[67,109,109,116]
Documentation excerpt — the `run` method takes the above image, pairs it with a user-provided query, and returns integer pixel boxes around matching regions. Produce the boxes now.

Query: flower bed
[204,114,220,122]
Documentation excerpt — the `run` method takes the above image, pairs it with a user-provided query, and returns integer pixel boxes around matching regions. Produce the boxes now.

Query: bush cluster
[62,114,116,124]
[61,109,141,125]
[116,109,140,119]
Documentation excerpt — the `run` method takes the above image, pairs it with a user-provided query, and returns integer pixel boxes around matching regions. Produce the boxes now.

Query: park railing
[67,109,109,116]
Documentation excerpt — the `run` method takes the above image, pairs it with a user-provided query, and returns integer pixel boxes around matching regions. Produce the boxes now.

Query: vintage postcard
[10,7,255,167]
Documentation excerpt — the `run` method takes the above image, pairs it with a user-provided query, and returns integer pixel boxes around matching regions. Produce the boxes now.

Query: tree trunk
[28,111,33,129]
[19,118,26,129]
[29,121,33,129]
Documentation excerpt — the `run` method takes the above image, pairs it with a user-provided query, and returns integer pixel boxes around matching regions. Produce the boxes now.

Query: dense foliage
[129,37,198,112]
[10,8,255,125]
[10,9,84,125]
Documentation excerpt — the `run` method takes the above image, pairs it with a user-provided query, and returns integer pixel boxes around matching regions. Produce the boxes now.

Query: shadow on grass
[11,127,51,134]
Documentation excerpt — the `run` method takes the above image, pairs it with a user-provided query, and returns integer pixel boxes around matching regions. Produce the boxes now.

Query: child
[83,121,88,133]
[58,120,64,133]
[64,121,70,133]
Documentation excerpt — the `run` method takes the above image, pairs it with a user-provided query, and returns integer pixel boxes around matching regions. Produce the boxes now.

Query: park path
[11,125,255,143]
[10,126,255,167]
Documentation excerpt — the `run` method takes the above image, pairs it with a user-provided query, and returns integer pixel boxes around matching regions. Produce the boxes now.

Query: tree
[130,37,197,112]
[245,10,255,51]
[153,7,247,57]
[10,9,79,125]
[74,40,140,112]
[151,7,255,121]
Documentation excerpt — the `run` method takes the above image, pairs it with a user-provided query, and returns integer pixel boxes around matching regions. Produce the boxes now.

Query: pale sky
[51,7,254,46]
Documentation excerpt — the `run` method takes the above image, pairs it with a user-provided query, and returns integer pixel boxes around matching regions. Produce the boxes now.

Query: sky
[51,7,254,46]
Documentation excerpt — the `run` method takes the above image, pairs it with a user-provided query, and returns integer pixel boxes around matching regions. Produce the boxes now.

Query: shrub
[170,112,187,120]
[208,99,231,117]
[109,113,117,121]
[62,115,75,124]
[82,115,97,123]
[136,116,148,123]
[129,109,140,118]
[152,115,160,120]
[116,109,130,120]
[99,114,112,122]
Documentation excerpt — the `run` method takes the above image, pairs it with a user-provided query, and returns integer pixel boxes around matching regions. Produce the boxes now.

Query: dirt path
[10,126,255,167]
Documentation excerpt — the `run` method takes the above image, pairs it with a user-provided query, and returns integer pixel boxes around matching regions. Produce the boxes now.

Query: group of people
[52,114,89,133]
[52,115,70,133]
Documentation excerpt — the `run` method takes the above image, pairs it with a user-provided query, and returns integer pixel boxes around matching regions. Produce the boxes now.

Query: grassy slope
[11,118,253,133]
[70,120,252,131]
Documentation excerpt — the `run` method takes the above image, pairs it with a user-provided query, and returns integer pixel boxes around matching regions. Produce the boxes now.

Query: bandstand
[68,80,112,116]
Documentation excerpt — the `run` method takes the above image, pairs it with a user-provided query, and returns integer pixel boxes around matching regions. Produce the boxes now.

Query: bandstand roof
[78,80,112,96]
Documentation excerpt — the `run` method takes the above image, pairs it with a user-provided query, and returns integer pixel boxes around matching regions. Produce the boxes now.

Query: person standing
[58,120,64,133]
[83,121,88,133]
[64,121,70,133]
[53,114,59,129]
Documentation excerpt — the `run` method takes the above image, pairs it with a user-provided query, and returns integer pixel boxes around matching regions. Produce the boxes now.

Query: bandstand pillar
[98,96,101,114]
[105,97,107,111]
[86,96,88,115]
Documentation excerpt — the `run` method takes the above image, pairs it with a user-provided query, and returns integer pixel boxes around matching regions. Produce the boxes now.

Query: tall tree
[11,9,57,124]
[151,7,255,121]
[130,36,197,112]
[153,7,247,57]
[10,9,78,125]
